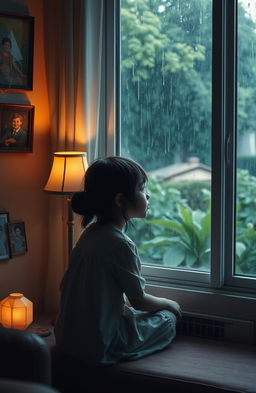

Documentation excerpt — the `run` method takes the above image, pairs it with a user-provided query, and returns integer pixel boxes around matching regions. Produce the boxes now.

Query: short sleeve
[112,237,145,300]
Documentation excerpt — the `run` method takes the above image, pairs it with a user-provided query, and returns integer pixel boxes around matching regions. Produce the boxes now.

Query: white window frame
[104,0,256,321]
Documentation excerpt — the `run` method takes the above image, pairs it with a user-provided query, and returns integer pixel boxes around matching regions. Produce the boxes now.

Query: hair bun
[71,191,88,215]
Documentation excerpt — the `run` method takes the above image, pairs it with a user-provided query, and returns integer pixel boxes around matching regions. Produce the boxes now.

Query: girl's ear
[114,193,126,208]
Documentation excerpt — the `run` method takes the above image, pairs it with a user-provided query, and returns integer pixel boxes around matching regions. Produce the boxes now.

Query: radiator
[177,312,255,344]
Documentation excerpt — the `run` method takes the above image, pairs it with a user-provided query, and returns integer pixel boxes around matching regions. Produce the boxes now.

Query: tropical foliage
[127,170,256,275]
[142,206,211,270]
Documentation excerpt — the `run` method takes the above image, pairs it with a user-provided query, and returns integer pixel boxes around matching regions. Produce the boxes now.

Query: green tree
[237,3,256,136]
[121,0,211,169]
[121,0,256,171]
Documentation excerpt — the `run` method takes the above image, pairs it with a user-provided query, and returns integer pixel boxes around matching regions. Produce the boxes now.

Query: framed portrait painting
[8,222,27,256]
[0,212,10,260]
[0,103,34,152]
[0,12,34,90]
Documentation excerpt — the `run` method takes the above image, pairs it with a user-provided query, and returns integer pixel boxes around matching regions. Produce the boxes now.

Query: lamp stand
[67,195,74,259]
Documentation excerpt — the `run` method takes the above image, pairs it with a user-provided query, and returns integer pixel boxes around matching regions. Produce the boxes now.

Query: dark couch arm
[0,379,58,393]
[0,326,51,384]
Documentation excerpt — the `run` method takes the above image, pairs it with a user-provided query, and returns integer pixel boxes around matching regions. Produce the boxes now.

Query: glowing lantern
[0,293,33,329]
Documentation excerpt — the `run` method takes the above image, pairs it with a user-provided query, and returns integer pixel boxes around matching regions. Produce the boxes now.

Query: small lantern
[0,293,33,329]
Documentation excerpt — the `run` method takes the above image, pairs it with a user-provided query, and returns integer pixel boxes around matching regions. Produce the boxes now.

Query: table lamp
[0,293,33,329]
[44,151,88,258]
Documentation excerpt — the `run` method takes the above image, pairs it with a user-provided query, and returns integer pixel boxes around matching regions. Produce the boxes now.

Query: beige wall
[0,0,51,313]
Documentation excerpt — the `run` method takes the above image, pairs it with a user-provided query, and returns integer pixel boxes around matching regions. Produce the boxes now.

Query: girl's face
[126,182,150,219]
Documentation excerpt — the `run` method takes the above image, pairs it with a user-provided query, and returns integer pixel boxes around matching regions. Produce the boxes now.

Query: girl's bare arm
[129,293,182,319]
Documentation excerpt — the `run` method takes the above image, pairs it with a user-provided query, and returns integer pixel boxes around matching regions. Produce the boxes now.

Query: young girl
[54,156,181,366]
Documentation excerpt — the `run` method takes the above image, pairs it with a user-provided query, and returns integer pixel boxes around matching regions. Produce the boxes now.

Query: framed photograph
[8,222,27,256]
[0,12,34,90]
[0,212,11,260]
[0,103,34,152]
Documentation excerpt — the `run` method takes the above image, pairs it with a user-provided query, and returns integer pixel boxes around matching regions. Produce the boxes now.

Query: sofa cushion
[0,326,51,384]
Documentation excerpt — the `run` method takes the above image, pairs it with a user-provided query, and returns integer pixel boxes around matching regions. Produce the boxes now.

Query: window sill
[145,281,256,323]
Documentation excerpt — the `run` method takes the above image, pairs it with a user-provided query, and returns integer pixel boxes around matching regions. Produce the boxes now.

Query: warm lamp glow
[44,151,88,194]
[0,293,33,330]
[44,151,88,258]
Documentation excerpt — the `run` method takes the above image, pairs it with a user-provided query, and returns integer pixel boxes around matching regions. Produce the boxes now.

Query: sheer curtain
[43,0,106,312]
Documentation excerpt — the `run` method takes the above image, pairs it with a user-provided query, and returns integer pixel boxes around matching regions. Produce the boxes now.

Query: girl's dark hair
[71,156,148,227]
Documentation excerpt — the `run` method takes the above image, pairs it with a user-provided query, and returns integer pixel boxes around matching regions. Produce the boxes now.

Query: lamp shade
[44,151,88,194]
[0,293,33,329]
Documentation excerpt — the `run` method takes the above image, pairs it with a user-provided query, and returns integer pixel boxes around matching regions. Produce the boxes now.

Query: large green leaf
[140,236,173,250]
[181,221,201,252]
[163,243,186,267]
[199,249,211,269]
[178,206,202,248]
[192,210,204,228]
[184,250,197,267]
[178,206,193,225]
[146,218,185,234]
[199,213,211,247]
[236,242,246,257]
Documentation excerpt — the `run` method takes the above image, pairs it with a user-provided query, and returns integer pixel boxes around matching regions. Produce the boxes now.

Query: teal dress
[54,223,176,365]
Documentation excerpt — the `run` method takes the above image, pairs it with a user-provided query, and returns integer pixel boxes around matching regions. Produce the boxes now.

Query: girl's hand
[166,299,182,320]
[129,293,182,319]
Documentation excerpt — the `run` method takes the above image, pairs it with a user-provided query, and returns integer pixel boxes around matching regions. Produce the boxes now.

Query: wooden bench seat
[50,335,256,393]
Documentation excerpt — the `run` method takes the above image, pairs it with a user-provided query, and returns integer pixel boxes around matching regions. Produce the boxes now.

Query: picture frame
[0,212,11,260]
[8,222,27,256]
[0,12,34,90]
[0,103,34,152]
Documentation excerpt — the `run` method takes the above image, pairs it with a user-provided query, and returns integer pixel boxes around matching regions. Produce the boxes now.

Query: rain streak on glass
[120,0,212,271]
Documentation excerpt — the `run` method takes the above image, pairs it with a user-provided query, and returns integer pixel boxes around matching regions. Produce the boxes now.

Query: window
[106,0,256,319]
[120,0,212,286]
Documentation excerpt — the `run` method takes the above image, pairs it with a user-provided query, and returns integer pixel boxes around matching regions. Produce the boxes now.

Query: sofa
[0,325,59,393]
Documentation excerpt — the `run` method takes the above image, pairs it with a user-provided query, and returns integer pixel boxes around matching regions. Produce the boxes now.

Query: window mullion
[211,0,237,289]
[223,0,237,286]
[211,0,226,288]
[105,0,118,156]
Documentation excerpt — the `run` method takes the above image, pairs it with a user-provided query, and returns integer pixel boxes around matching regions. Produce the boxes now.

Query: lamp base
[27,322,51,337]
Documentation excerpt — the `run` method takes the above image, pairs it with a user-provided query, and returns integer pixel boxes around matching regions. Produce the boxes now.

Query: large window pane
[120,0,212,272]
[236,0,256,277]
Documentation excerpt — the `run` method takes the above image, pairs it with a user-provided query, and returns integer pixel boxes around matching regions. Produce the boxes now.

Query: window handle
[225,134,232,167]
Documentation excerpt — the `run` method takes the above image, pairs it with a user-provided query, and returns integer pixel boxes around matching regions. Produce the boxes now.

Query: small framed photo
[0,212,11,260]
[0,12,34,90]
[0,103,34,152]
[8,222,27,256]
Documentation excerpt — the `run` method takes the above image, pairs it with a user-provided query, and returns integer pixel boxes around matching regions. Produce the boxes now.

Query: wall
[0,0,50,313]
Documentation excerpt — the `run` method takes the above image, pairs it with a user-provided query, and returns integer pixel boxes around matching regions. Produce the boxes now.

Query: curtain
[43,0,105,312]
